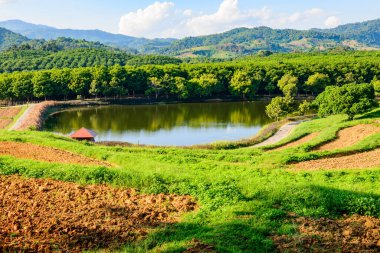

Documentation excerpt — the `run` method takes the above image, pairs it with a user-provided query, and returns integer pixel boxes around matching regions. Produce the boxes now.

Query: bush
[314,83,376,120]
[266,96,294,121]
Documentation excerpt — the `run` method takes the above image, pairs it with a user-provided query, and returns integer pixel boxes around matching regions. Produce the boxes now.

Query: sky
[0,0,379,38]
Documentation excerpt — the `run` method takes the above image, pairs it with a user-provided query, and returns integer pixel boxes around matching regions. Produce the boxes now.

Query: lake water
[44,101,272,146]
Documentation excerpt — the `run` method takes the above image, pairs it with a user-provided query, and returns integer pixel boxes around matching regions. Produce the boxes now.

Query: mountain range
[0,19,379,58]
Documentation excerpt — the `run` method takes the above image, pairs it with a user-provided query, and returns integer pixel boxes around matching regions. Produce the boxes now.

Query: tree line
[0,52,379,102]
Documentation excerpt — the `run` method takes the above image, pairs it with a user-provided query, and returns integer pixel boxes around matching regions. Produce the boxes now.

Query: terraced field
[0,106,23,129]
[0,107,379,252]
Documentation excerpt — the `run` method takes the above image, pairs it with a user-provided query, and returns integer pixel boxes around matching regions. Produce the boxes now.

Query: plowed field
[274,215,380,253]
[316,124,380,151]
[293,149,380,170]
[0,107,21,129]
[0,175,197,252]
[0,141,110,167]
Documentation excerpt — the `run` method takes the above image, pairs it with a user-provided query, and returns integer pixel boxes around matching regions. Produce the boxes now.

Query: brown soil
[273,132,320,151]
[16,101,56,130]
[316,124,380,151]
[273,215,380,253]
[293,149,380,170]
[0,141,111,167]
[0,119,12,129]
[0,107,21,118]
[0,175,197,252]
[0,107,21,129]
[183,239,217,253]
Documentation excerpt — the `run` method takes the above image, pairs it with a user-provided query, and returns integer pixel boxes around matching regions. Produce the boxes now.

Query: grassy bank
[0,108,379,252]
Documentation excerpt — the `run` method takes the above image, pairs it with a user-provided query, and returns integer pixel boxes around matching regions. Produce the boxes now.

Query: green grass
[0,107,380,252]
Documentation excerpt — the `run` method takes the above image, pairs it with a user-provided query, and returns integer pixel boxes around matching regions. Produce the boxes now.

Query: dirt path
[251,121,303,148]
[316,124,380,151]
[293,149,380,170]
[0,141,111,167]
[9,104,35,131]
[0,175,196,252]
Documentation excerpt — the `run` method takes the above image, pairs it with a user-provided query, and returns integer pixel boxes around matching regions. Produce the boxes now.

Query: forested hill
[0,18,379,58]
[0,27,29,51]
[0,38,182,73]
[162,19,380,58]
[312,19,380,46]
[0,19,175,52]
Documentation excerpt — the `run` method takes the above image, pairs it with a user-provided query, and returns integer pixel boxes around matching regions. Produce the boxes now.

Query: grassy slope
[0,108,379,252]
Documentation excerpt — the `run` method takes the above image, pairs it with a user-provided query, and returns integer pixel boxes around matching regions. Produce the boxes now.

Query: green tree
[190,74,219,98]
[305,73,330,95]
[278,74,298,97]
[147,76,163,99]
[68,68,92,98]
[173,77,189,100]
[230,70,256,99]
[298,100,311,116]
[371,77,380,95]
[32,71,53,100]
[315,83,376,120]
[12,72,34,101]
[265,96,290,121]
[51,69,71,100]
[90,66,109,98]
[0,75,13,101]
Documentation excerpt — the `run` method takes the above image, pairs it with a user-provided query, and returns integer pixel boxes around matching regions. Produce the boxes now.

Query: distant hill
[313,19,380,46]
[0,18,379,58]
[0,20,175,52]
[0,37,182,73]
[0,27,29,51]
[160,19,380,58]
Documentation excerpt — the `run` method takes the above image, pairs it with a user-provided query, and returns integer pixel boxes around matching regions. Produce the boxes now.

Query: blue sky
[0,0,379,38]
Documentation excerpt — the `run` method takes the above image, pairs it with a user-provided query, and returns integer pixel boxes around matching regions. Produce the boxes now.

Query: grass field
[0,107,379,252]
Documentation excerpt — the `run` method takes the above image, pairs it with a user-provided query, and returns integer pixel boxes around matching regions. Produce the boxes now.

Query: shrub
[314,83,376,120]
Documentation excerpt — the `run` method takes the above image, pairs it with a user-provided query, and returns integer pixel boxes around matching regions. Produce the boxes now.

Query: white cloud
[118,0,340,38]
[185,0,269,36]
[324,16,341,28]
[119,1,176,38]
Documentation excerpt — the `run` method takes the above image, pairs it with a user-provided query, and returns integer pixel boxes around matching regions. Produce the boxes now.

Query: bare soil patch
[316,124,380,151]
[0,175,197,252]
[273,132,320,151]
[0,141,110,167]
[0,119,12,129]
[273,215,380,253]
[0,107,21,129]
[183,239,217,253]
[15,101,56,130]
[0,107,21,118]
[293,149,380,170]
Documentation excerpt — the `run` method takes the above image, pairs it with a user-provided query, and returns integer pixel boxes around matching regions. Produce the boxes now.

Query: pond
[44,101,272,146]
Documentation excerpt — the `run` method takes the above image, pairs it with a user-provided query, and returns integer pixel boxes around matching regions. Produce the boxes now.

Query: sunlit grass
[0,107,379,252]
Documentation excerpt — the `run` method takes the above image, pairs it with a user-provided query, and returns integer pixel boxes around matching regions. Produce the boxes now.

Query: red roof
[70,127,97,138]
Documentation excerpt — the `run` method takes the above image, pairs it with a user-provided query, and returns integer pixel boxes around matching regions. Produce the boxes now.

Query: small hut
[70,127,97,142]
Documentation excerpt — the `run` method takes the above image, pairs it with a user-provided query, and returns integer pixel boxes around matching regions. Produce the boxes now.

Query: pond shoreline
[12,99,311,149]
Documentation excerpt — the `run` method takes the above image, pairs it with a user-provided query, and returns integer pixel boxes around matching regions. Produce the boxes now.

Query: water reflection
[44,101,272,146]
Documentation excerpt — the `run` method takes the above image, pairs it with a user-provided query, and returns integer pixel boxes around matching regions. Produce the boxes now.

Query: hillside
[0,19,379,58]
[0,27,29,51]
[0,20,175,52]
[162,19,380,58]
[313,19,380,46]
[0,38,182,73]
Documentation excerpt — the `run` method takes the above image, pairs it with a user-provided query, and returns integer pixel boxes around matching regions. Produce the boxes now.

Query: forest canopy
[0,51,379,102]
